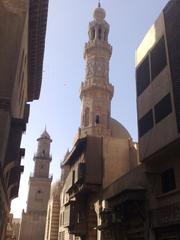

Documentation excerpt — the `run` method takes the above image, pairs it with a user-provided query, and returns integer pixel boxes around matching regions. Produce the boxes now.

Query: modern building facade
[18,130,52,240]
[0,0,49,239]
[135,0,180,238]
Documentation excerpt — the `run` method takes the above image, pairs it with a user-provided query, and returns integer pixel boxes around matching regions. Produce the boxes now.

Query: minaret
[26,129,52,214]
[19,129,52,240]
[80,3,114,137]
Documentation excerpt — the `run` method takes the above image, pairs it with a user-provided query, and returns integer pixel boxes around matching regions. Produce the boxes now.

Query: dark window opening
[38,190,41,194]
[96,115,100,124]
[92,28,95,40]
[161,168,176,193]
[98,28,102,40]
[104,30,107,41]
[138,109,154,137]
[72,170,75,185]
[151,36,167,80]
[154,93,172,124]
[136,56,150,96]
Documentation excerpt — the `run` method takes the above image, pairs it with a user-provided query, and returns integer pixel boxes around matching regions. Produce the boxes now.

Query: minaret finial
[98,0,101,8]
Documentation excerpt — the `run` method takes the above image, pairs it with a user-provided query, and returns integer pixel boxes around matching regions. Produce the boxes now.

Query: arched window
[92,28,95,40]
[104,30,107,41]
[84,108,90,127]
[96,115,100,124]
[98,28,102,40]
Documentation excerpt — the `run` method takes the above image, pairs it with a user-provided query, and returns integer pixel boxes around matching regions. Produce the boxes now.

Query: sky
[11,0,170,218]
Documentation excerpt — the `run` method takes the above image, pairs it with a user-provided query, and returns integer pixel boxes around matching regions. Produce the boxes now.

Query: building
[56,4,138,240]
[44,181,62,240]
[12,218,21,240]
[135,0,180,238]
[18,130,52,240]
[0,0,49,239]
[98,1,180,239]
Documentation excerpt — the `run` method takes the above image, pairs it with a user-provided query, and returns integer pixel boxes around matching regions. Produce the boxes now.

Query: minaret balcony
[30,172,53,180]
[33,153,52,161]
[80,81,114,99]
[84,40,112,58]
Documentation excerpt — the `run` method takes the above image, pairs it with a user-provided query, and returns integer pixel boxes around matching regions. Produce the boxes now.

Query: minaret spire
[98,0,101,8]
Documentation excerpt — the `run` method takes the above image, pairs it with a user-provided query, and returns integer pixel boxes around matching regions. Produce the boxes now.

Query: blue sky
[11,0,169,217]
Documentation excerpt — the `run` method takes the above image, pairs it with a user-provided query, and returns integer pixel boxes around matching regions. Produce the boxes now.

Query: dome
[93,6,106,22]
[110,118,131,139]
[40,128,51,140]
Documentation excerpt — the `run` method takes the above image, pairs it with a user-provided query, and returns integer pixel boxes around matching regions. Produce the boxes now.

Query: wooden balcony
[64,201,86,236]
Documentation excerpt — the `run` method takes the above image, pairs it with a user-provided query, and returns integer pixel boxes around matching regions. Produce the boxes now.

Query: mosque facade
[46,4,138,240]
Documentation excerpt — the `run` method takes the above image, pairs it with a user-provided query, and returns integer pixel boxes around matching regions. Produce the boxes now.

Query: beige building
[56,4,138,240]
[44,181,62,240]
[0,0,49,239]
[135,0,180,238]
[19,130,52,240]
[12,218,21,240]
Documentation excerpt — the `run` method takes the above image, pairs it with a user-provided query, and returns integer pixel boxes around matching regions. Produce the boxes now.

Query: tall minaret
[19,129,52,240]
[80,3,114,137]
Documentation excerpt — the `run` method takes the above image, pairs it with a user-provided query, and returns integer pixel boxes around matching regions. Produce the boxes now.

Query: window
[84,108,90,127]
[96,115,100,124]
[35,190,43,201]
[72,170,75,185]
[161,168,176,193]
[136,56,150,96]
[138,109,154,137]
[90,28,95,40]
[98,28,102,40]
[154,93,172,124]
[151,36,167,80]
[104,30,108,41]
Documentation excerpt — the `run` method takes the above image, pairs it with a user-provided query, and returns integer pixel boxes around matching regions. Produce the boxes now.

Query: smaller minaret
[19,129,52,240]
[33,128,52,179]
[26,129,52,214]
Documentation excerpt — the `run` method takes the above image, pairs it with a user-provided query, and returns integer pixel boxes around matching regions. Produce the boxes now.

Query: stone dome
[110,118,131,139]
[93,6,106,21]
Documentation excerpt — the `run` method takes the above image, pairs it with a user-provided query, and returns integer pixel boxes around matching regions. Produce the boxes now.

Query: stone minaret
[80,3,114,137]
[19,129,52,240]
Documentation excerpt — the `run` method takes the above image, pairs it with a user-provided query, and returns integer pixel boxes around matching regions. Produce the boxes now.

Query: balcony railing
[30,173,53,180]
